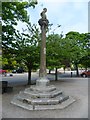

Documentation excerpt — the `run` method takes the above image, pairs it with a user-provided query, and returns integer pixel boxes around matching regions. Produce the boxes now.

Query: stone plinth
[36,77,49,87]
[11,82,76,110]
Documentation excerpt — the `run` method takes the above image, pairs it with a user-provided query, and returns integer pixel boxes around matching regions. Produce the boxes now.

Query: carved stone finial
[38,8,49,27]
[38,19,49,27]
[40,8,47,20]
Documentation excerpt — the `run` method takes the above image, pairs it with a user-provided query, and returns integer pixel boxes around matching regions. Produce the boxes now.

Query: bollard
[71,72,72,77]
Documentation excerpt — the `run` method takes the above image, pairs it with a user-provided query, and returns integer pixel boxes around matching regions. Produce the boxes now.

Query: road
[0,71,84,86]
[1,72,36,86]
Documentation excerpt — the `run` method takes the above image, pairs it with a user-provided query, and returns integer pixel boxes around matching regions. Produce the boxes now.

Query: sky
[16,0,89,35]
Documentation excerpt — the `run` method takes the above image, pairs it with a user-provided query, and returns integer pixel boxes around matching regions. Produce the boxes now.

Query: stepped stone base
[11,95,75,110]
[11,78,76,110]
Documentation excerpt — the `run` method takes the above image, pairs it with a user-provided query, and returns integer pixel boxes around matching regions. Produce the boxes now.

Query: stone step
[11,95,33,110]
[17,92,32,103]
[31,98,59,105]
[59,94,69,103]
[29,85,56,92]
[24,89,62,98]
[15,91,69,105]
[11,95,76,110]
[31,95,69,105]
[34,96,76,110]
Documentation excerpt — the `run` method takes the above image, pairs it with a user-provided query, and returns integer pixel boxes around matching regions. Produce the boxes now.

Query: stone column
[38,17,49,78]
[39,21,46,77]
[37,9,49,87]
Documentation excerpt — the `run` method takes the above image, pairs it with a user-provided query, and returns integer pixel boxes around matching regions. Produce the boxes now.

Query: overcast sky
[16,0,89,35]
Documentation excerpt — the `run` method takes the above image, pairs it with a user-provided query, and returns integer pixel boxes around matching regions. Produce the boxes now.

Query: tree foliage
[7,22,40,84]
[2,1,38,84]
[46,31,89,77]
[2,1,37,49]
[46,34,61,68]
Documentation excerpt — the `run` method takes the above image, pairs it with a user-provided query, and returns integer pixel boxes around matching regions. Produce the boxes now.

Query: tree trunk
[75,63,79,77]
[85,67,87,70]
[49,69,51,74]
[28,67,32,85]
[55,68,58,81]
[63,67,66,73]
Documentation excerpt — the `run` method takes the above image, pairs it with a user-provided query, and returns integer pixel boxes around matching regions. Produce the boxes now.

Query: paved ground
[1,76,88,118]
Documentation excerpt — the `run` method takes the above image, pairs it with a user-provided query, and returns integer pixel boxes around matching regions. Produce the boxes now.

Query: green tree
[64,31,88,76]
[79,33,90,69]
[46,34,62,80]
[11,23,40,84]
[2,1,37,50]
[2,1,38,84]
[2,47,18,70]
[46,31,88,78]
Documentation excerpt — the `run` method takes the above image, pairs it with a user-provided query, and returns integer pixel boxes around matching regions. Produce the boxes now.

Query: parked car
[0,69,7,76]
[12,70,17,73]
[80,70,90,77]
[12,68,24,73]
[16,68,24,73]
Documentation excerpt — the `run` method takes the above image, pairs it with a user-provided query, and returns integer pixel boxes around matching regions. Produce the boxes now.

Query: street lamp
[51,24,61,34]
[60,31,63,38]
